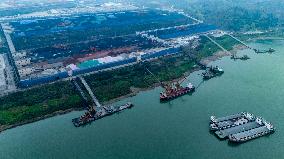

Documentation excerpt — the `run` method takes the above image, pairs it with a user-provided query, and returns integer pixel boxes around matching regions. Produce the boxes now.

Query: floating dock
[210,112,275,143]
[72,103,134,127]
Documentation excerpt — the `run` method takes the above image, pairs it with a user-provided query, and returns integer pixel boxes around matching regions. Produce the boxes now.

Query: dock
[210,112,275,143]
[227,34,275,54]
[72,103,134,127]
[71,76,133,127]
[226,34,253,49]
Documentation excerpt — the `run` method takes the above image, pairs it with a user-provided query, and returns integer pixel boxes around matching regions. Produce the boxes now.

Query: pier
[204,34,230,53]
[79,76,102,108]
[227,33,275,54]
[71,78,89,107]
[226,34,253,49]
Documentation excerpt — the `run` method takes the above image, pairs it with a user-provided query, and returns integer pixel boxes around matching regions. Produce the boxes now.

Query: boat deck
[215,121,260,139]
[214,113,243,123]
[229,126,271,142]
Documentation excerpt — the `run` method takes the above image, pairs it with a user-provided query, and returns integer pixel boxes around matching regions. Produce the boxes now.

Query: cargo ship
[209,112,275,143]
[202,66,224,80]
[254,48,275,54]
[72,102,133,127]
[160,83,195,101]
[146,68,195,102]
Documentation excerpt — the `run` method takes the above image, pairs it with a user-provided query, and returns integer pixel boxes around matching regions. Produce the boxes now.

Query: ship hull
[160,87,195,102]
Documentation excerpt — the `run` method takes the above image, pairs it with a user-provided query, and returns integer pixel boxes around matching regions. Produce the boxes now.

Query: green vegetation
[195,36,221,60]
[0,82,83,125]
[0,54,196,127]
[0,34,237,129]
[210,35,241,50]
[166,0,283,31]
[85,55,195,102]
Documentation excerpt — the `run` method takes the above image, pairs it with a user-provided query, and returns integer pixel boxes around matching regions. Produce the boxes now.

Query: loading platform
[72,102,134,127]
[210,112,275,143]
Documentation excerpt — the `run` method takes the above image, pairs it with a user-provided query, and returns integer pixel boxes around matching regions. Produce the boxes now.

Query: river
[1,39,284,159]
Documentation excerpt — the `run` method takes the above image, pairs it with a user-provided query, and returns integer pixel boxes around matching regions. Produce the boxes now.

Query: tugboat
[239,55,250,60]
[202,66,224,80]
[146,68,195,102]
[254,48,275,54]
[268,48,275,53]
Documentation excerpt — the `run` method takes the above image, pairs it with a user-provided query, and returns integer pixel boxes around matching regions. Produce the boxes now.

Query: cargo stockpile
[210,112,275,143]
[18,47,182,88]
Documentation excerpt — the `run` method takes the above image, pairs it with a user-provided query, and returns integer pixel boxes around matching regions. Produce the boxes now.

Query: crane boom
[146,68,162,84]
[178,76,187,85]
[146,68,168,89]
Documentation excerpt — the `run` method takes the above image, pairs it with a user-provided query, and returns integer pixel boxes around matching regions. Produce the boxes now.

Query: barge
[210,112,275,143]
[254,48,275,54]
[202,66,224,80]
[72,102,134,127]
[231,55,250,61]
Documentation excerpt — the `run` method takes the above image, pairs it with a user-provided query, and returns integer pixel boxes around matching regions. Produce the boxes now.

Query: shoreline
[0,108,83,133]
[0,43,248,133]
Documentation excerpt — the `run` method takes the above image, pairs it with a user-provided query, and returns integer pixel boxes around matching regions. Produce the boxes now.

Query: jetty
[210,112,275,143]
[227,34,276,54]
[72,103,134,127]
[71,76,133,127]
[79,76,102,108]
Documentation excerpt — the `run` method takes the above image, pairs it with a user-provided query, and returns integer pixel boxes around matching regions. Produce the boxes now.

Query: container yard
[210,112,275,143]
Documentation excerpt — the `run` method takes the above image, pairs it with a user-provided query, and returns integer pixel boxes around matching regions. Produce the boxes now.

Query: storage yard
[0,6,220,88]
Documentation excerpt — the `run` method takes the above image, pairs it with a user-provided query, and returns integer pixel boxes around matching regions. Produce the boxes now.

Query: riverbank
[0,34,254,133]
